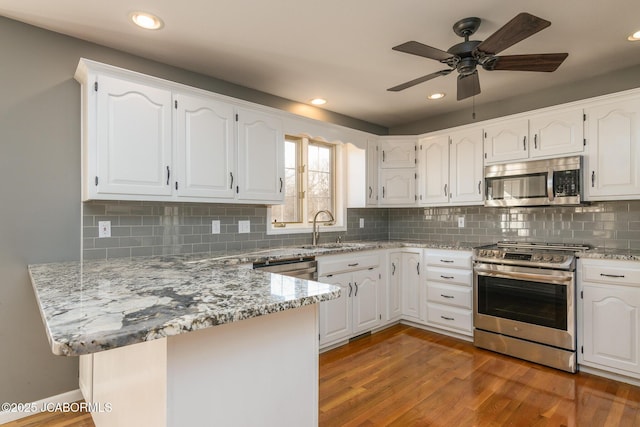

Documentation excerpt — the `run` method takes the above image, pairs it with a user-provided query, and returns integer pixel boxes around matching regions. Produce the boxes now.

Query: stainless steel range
[473,241,589,373]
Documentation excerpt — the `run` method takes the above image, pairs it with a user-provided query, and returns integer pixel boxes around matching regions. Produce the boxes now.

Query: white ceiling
[1,0,640,128]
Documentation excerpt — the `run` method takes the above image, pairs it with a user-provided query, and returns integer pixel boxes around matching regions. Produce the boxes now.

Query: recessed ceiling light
[427,92,446,100]
[130,12,164,30]
[628,30,640,41]
[310,98,327,106]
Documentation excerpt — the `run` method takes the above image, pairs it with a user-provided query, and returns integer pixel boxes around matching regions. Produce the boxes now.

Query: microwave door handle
[547,170,554,202]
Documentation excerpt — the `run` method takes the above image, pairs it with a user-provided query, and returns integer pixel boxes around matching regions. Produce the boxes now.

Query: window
[269,136,343,233]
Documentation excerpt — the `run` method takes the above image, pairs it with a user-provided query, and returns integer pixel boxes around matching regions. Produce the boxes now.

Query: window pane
[307,141,334,222]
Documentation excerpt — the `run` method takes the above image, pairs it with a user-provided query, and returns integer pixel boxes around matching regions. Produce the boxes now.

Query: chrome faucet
[312,210,335,246]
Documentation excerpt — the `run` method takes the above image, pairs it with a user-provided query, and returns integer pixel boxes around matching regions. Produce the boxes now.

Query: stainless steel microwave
[484,156,583,207]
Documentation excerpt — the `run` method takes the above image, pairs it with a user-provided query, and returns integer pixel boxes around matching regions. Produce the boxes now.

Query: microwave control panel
[553,170,580,197]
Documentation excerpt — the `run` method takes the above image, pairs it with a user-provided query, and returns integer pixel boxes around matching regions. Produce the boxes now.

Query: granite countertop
[575,248,640,262]
[28,240,476,357]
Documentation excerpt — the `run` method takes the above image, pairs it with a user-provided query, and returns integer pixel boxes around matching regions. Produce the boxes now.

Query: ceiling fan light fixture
[310,98,327,106]
[628,30,640,41]
[130,12,164,30]
[427,92,445,100]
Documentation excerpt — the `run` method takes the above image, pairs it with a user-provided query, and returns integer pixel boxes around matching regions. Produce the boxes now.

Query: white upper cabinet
[483,109,584,164]
[379,169,416,206]
[93,75,173,199]
[449,128,484,204]
[379,138,417,168]
[419,134,449,205]
[174,93,235,199]
[76,59,284,204]
[529,109,584,158]
[418,127,483,206]
[236,108,284,202]
[366,139,379,206]
[483,118,529,164]
[584,96,640,200]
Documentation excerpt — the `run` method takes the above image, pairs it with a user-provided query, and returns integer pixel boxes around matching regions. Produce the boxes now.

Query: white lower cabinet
[318,253,382,347]
[578,258,640,379]
[401,250,423,322]
[386,251,403,321]
[424,249,473,337]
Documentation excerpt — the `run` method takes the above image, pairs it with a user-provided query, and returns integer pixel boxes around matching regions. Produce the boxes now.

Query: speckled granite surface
[576,248,640,262]
[28,241,474,357]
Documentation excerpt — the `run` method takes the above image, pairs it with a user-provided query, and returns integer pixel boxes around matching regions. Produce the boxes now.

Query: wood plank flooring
[5,324,640,426]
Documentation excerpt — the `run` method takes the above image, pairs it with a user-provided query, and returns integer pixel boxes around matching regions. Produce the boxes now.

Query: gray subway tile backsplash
[82,200,640,260]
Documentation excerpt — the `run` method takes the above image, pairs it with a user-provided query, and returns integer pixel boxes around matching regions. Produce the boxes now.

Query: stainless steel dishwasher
[253,256,317,280]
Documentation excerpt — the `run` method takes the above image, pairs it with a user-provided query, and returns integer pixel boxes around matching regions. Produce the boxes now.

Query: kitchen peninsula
[28,254,340,427]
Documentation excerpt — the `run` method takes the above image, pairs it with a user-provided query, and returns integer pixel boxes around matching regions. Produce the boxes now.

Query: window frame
[267,135,346,235]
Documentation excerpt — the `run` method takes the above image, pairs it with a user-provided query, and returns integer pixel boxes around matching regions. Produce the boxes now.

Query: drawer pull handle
[440,259,454,263]
[441,315,455,321]
[600,273,625,278]
[392,262,396,275]
[348,263,359,267]
[440,294,454,299]
[440,275,454,279]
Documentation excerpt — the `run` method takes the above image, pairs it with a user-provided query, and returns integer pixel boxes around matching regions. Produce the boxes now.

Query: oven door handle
[475,268,573,284]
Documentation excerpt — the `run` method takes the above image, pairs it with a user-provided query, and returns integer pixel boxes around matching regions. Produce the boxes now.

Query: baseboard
[0,388,83,424]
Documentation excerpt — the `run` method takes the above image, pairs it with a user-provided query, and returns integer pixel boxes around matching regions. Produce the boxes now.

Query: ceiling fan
[388,12,568,100]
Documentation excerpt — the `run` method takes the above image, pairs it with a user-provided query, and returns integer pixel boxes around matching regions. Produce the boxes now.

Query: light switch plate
[458,217,465,228]
[359,218,365,228]
[211,220,221,234]
[98,221,111,238]
[238,220,250,233]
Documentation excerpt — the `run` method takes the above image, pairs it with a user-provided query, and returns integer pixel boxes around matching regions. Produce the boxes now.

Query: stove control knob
[531,254,543,262]
[542,254,553,262]
[552,255,565,263]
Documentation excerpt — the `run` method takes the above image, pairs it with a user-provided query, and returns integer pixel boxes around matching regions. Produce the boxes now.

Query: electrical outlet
[238,220,250,233]
[359,218,365,228]
[458,217,465,228]
[98,221,111,238]
[211,220,221,234]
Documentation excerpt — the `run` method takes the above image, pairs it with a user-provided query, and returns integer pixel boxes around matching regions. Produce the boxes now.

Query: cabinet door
[174,93,235,199]
[95,75,172,197]
[529,109,584,158]
[236,108,284,202]
[319,273,352,346]
[366,140,379,206]
[483,119,529,164]
[419,135,449,205]
[387,252,402,320]
[582,285,640,375]
[352,268,381,334]
[585,98,640,199]
[379,169,416,206]
[379,139,416,168]
[449,128,483,204]
[402,252,422,321]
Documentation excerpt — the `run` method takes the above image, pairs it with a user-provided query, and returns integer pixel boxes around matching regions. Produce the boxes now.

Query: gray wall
[390,64,640,135]
[389,201,640,250]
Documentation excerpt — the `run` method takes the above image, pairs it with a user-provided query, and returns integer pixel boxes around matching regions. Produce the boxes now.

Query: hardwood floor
[5,324,640,426]
[320,324,640,426]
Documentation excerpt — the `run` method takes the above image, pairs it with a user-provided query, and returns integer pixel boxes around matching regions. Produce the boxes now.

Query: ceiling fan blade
[392,41,454,62]
[388,69,452,92]
[476,13,551,55]
[457,72,480,100]
[488,53,569,72]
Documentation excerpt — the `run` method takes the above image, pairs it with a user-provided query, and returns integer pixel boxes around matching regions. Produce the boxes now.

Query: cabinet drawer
[425,267,472,287]
[581,261,640,286]
[318,253,380,275]
[425,250,472,269]
[427,283,472,309]
[426,303,472,333]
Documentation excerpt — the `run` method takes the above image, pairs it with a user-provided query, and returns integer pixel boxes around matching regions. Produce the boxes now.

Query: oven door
[474,262,575,350]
